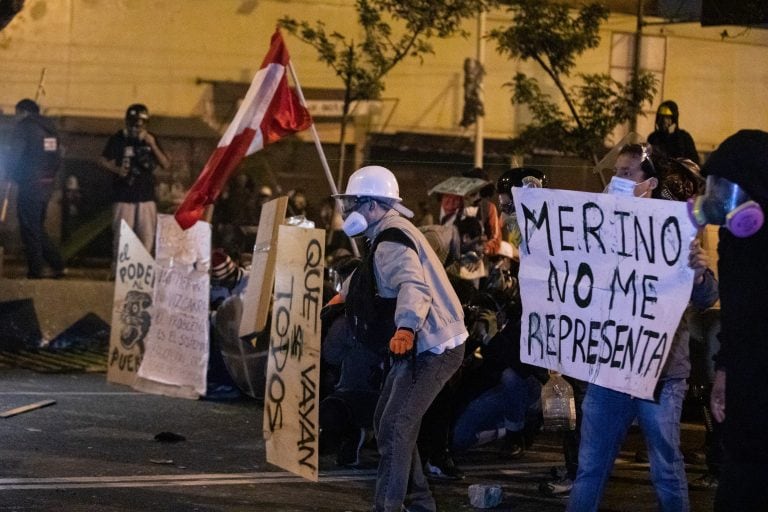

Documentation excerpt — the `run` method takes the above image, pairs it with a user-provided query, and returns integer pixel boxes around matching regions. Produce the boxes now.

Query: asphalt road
[0,369,717,511]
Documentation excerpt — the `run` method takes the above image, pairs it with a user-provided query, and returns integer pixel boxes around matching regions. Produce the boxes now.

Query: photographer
[99,103,170,262]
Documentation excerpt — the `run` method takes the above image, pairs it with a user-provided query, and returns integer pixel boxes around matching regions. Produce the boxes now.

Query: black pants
[17,187,64,278]
[715,454,768,511]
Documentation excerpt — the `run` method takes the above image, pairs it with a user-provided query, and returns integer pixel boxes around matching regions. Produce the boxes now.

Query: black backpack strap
[372,227,417,255]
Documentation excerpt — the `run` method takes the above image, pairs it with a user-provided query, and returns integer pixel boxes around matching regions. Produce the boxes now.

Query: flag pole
[287,61,360,258]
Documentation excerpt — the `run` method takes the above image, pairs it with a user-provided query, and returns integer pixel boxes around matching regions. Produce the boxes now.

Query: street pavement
[0,369,719,511]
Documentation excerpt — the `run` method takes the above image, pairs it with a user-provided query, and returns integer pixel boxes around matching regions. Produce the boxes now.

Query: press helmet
[334,165,414,218]
[125,103,150,124]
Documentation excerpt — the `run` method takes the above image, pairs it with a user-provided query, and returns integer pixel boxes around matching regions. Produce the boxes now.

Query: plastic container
[541,371,576,431]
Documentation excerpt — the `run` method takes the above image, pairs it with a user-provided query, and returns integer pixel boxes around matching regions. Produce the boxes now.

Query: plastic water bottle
[541,371,576,431]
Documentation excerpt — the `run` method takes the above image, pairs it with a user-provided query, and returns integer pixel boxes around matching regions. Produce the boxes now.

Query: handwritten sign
[512,188,696,399]
[107,220,156,386]
[134,215,211,399]
[264,226,325,481]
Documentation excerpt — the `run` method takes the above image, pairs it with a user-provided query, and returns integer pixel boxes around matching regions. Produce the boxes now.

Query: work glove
[389,328,415,357]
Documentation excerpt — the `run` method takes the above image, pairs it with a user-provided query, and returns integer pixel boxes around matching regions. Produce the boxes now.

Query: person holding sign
[567,144,718,512]
[334,165,467,512]
[689,130,768,511]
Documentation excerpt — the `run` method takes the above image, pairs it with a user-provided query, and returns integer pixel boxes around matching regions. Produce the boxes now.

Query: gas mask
[342,211,368,236]
[688,175,764,238]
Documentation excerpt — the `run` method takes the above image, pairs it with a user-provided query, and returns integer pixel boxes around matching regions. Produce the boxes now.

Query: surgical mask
[688,175,764,238]
[604,176,637,197]
[342,211,368,236]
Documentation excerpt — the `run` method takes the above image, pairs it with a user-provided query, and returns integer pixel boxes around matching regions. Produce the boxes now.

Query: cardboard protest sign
[133,215,211,399]
[107,221,156,386]
[512,188,696,399]
[428,176,489,197]
[239,196,289,337]
[264,225,325,482]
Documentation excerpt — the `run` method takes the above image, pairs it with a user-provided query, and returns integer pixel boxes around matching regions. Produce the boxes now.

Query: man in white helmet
[332,165,467,512]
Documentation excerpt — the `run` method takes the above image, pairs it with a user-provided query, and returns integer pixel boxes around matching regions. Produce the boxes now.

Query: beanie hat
[701,130,768,205]
[211,249,242,285]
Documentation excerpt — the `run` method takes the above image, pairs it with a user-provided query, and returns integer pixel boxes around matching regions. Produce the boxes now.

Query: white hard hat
[334,165,414,218]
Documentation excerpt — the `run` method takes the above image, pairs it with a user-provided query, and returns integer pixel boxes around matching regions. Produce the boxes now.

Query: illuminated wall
[0,0,766,149]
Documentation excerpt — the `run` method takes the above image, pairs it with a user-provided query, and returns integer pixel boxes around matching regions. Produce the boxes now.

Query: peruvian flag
[174,29,312,229]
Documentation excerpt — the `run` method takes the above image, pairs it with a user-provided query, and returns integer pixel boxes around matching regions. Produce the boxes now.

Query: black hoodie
[702,129,768,463]
[648,100,700,164]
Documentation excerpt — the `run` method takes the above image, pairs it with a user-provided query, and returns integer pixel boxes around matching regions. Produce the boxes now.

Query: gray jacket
[363,209,468,354]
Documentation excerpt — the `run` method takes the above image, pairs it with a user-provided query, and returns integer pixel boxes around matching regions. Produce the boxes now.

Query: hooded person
[694,130,768,512]
[648,100,700,164]
[332,165,467,512]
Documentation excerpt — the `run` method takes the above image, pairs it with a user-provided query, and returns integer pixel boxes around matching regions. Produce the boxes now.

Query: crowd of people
[4,96,767,511]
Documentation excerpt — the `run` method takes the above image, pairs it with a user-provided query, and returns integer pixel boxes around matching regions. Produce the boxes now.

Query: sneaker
[539,477,573,498]
[425,453,465,481]
[689,473,719,490]
[336,427,366,467]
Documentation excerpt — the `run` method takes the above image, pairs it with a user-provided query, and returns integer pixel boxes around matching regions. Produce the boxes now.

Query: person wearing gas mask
[567,143,718,512]
[688,130,768,511]
[648,101,700,164]
[333,165,467,512]
[99,103,170,260]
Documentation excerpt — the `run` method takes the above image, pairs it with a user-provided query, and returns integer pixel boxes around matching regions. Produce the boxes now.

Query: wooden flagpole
[287,61,360,258]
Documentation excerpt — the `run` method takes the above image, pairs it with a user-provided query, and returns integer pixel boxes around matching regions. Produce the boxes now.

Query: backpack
[345,228,417,354]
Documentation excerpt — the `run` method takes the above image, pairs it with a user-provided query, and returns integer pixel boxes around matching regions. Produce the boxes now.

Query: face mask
[604,176,636,197]
[688,175,764,238]
[342,211,368,236]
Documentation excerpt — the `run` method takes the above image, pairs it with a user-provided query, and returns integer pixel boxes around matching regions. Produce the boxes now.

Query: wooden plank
[0,400,56,418]
[239,196,289,337]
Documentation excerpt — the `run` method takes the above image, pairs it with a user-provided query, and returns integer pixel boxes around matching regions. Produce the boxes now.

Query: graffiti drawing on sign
[107,220,156,386]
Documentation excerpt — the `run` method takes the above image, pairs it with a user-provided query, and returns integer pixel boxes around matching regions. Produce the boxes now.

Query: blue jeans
[567,379,689,512]
[372,344,464,512]
[452,368,541,452]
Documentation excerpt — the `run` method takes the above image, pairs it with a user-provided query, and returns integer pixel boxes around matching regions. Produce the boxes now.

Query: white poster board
[107,221,156,386]
[133,215,211,399]
[264,225,325,482]
[512,188,696,399]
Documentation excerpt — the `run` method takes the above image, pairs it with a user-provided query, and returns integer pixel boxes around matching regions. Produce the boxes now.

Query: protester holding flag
[567,144,718,512]
[334,165,467,512]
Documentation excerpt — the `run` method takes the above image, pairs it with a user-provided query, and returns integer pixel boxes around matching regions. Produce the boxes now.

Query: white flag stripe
[217,62,285,149]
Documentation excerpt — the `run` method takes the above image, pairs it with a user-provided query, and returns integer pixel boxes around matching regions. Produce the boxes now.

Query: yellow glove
[389,328,415,356]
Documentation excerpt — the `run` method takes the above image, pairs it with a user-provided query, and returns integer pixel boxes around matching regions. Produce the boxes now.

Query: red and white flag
[175,29,312,229]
